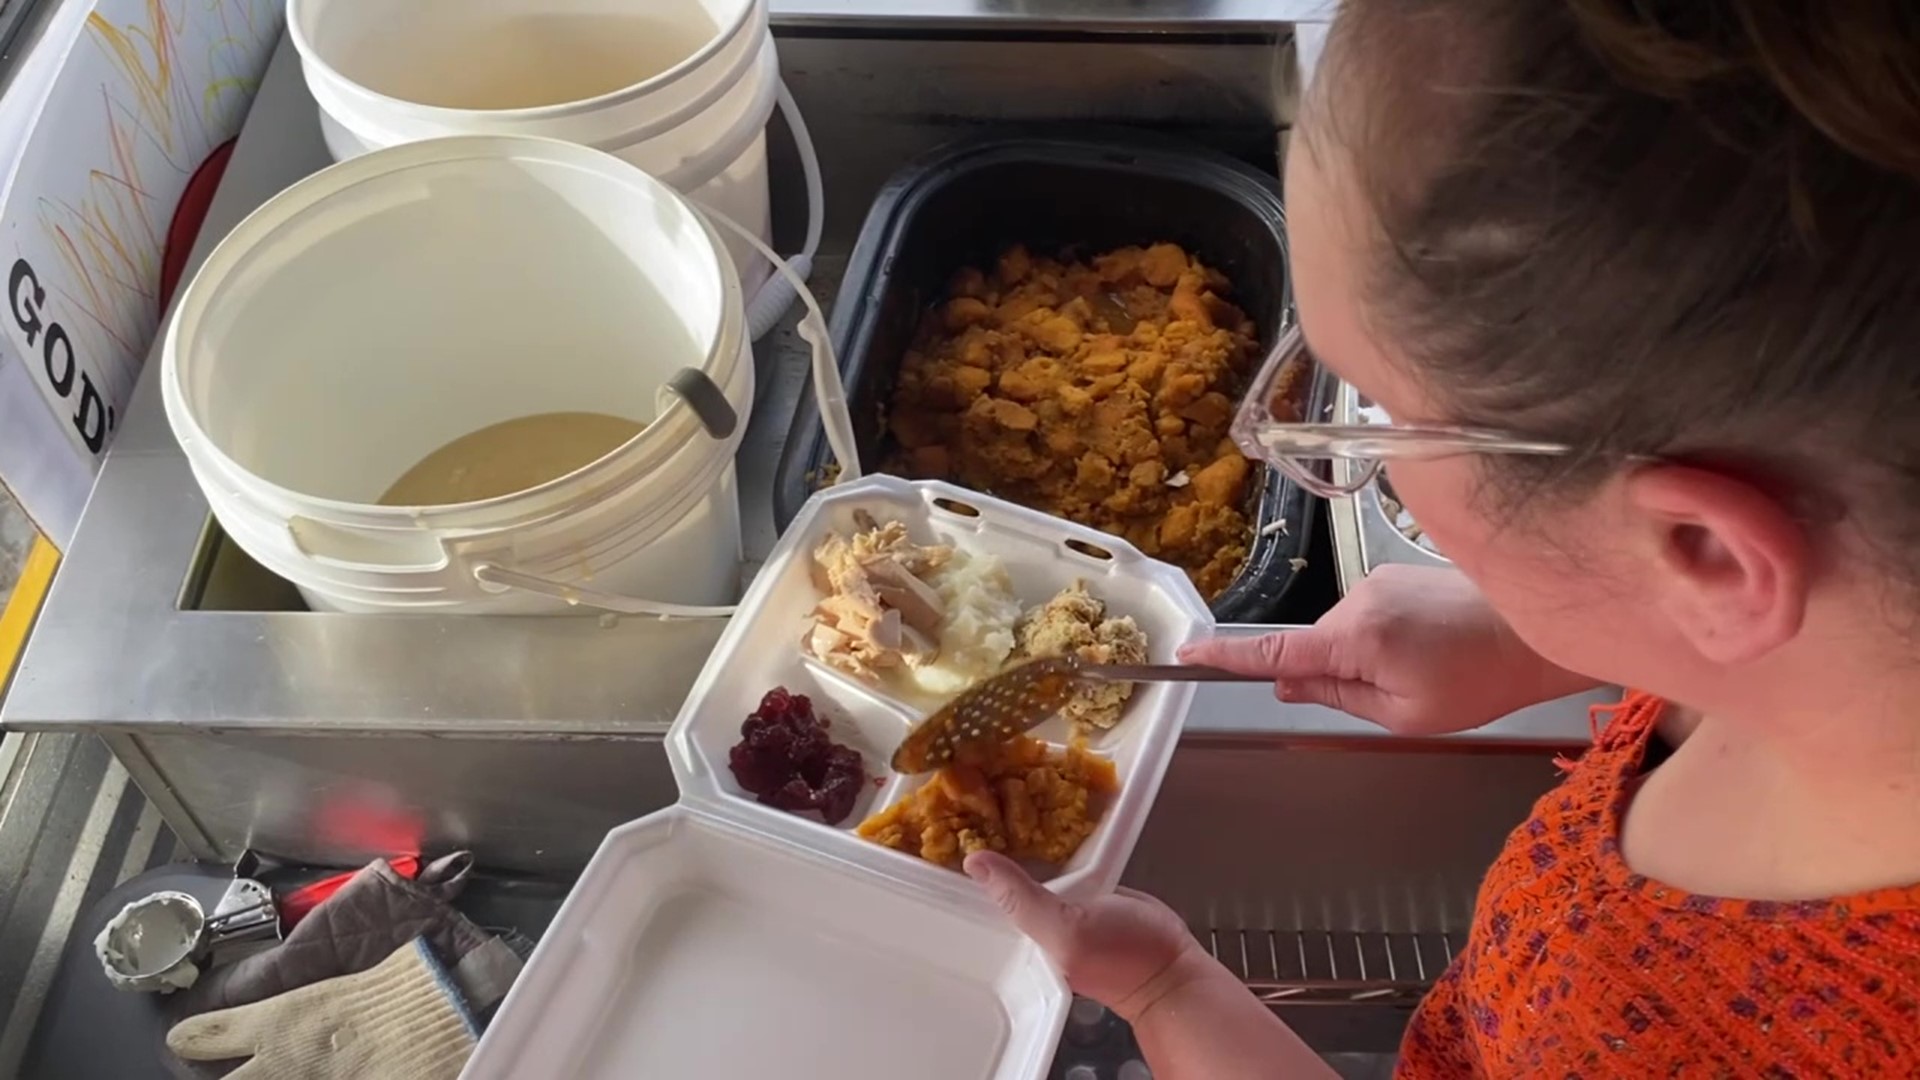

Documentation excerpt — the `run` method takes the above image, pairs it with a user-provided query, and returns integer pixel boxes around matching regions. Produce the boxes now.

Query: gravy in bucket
[379,411,645,506]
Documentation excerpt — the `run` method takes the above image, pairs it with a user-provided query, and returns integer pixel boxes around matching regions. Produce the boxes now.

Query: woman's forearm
[1128,952,1338,1080]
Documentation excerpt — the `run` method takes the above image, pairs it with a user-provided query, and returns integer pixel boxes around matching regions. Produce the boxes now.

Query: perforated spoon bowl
[889,655,1265,773]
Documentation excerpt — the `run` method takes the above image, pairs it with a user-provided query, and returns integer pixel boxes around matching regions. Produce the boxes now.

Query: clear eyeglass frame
[1229,323,1573,499]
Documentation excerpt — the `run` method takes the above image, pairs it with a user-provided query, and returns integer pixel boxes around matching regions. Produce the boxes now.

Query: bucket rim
[314,38,781,187]
[163,134,747,526]
[288,0,766,123]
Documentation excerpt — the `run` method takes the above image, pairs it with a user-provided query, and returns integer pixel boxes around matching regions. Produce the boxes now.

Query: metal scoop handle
[1074,663,1267,684]
[889,659,1268,774]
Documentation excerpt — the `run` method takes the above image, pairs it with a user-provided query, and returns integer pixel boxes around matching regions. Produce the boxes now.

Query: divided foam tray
[467,476,1214,1080]
[671,474,1213,905]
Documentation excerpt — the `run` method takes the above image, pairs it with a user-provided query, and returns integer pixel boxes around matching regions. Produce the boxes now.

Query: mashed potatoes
[910,555,1022,696]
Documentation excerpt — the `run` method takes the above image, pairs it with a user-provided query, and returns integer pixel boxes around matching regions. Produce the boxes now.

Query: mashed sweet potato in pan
[882,242,1263,599]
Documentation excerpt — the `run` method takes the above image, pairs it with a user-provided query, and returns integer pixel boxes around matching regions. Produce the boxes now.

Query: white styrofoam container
[466,476,1215,1079]
[464,806,1065,1079]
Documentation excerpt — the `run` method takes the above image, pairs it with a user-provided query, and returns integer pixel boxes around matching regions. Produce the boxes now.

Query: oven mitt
[184,852,521,1017]
[167,937,476,1080]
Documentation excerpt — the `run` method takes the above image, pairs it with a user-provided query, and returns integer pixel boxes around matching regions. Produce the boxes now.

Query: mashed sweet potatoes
[882,243,1262,599]
[856,735,1119,868]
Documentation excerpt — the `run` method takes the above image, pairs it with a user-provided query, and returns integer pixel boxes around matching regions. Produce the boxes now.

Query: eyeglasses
[1229,324,1572,499]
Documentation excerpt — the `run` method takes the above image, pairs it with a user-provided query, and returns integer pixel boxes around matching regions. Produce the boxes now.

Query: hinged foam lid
[464,805,1068,1080]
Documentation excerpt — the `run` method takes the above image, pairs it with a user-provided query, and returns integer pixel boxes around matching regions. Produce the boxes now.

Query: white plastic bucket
[288,0,776,291]
[162,136,754,615]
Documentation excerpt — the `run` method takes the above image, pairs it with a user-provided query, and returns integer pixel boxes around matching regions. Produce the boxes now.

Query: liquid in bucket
[342,9,721,110]
[379,411,646,506]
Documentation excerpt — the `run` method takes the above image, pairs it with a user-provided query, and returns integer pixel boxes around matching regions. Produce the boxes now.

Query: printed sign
[0,0,281,542]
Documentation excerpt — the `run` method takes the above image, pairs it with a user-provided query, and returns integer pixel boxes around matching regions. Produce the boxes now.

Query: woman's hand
[1180,564,1600,737]
[963,851,1205,1022]
[967,852,1339,1079]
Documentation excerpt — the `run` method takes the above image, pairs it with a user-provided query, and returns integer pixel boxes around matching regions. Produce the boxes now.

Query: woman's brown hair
[1321,0,1920,559]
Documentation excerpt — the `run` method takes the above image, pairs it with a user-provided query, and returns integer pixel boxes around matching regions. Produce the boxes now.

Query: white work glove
[167,938,476,1080]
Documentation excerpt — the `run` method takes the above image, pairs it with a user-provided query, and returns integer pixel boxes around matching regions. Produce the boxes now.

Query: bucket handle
[661,367,736,439]
[288,515,450,574]
[473,205,847,620]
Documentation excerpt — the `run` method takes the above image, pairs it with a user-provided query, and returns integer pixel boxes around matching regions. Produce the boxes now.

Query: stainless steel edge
[1327,493,1366,596]
[98,733,217,860]
[1325,380,1452,590]
[1325,398,1369,597]
[1355,479,1450,572]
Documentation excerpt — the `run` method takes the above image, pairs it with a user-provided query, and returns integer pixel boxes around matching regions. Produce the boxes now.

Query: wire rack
[1205,927,1469,1007]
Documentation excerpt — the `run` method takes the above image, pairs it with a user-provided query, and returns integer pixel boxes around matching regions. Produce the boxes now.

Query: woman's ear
[1622,465,1810,665]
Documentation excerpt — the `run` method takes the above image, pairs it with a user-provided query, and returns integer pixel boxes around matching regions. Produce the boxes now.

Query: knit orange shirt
[1398,693,1920,1078]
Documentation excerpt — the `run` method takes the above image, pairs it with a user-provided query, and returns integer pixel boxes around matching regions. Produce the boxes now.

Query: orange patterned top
[1398,693,1920,1078]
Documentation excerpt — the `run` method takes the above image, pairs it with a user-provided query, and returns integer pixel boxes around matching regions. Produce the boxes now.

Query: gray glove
[185,853,521,1016]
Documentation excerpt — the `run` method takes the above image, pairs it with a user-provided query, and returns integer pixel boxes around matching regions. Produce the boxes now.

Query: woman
[968,1,1920,1075]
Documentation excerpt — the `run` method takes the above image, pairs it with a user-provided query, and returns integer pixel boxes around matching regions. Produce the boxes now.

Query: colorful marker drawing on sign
[2,0,280,467]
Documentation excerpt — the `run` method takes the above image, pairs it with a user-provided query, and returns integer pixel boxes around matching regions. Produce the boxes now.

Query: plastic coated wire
[744,80,824,341]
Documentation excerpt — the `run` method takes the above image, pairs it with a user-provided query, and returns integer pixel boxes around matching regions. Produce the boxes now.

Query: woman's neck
[1623,657,1920,901]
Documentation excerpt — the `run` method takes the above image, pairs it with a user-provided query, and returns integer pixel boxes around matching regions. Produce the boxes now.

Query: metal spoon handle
[1076,663,1267,684]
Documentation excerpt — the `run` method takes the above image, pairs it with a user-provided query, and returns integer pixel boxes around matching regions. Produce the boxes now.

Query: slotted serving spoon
[890,655,1265,773]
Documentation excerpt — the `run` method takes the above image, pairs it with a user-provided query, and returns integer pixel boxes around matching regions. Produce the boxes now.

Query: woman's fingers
[1178,629,1341,680]
[965,851,1079,958]
[1276,676,1399,728]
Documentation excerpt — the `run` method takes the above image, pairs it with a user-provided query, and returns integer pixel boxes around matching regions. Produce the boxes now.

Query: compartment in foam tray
[679,653,912,833]
[467,476,1212,1080]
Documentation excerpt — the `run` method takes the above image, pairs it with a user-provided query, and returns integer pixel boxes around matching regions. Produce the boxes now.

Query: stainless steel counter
[2,11,1590,885]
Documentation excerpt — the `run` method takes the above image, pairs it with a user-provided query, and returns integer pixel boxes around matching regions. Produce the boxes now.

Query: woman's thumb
[965,851,1076,955]
[1178,629,1338,679]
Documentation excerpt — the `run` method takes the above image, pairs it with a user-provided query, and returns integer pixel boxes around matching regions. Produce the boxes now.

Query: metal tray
[1326,381,1450,594]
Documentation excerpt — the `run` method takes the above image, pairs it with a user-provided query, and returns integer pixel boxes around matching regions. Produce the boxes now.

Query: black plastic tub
[773,131,1332,622]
